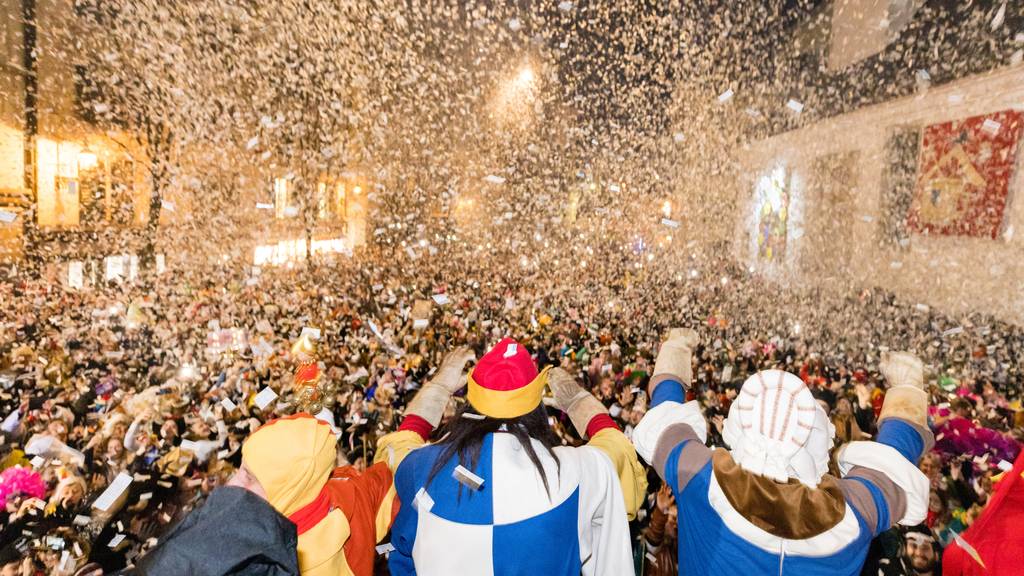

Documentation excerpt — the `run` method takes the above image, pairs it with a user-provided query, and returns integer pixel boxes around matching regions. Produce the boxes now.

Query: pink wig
[0,466,47,503]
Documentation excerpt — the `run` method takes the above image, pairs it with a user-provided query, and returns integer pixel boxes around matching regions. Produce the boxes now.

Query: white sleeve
[576,447,636,576]
[632,400,707,464]
[837,441,931,526]
[124,418,143,452]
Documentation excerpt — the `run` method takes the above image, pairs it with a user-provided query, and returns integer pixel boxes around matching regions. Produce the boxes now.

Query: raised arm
[632,329,712,495]
[837,352,933,536]
[375,347,476,472]
[548,367,647,520]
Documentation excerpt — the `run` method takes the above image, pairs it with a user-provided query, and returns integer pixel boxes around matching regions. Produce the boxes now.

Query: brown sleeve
[644,504,669,546]
[838,465,908,536]
[651,423,712,492]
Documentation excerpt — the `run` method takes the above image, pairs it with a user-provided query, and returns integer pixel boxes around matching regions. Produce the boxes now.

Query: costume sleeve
[577,446,635,576]
[374,416,428,473]
[584,418,647,520]
[339,462,401,543]
[387,460,420,576]
[632,377,712,494]
[836,418,933,531]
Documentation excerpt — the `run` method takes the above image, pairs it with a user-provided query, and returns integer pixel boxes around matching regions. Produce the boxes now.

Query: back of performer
[376,340,648,576]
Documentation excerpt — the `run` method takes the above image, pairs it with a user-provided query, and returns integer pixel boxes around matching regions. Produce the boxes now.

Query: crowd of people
[0,240,1020,575]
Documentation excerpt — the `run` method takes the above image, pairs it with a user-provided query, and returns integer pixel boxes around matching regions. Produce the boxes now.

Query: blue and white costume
[388,432,633,576]
[633,345,933,576]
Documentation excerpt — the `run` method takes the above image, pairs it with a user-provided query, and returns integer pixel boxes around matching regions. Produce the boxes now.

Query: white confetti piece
[452,465,484,490]
[160,200,175,212]
[0,210,17,224]
[431,293,449,305]
[557,0,574,11]
[254,386,278,410]
[255,202,274,210]
[661,218,680,229]
[108,534,126,548]
[221,398,237,412]
[93,472,133,512]
[981,118,1001,135]
[246,136,260,150]
[717,88,734,103]
[300,326,321,340]
[484,174,506,185]
[786,99,804,113]
[414,488,434,512]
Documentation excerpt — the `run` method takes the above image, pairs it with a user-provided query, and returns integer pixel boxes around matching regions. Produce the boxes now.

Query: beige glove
[652,328,698,387]
[878,351,928,428]
[406,347,475,428]
[548,367,608,438]
[879,352,924,389]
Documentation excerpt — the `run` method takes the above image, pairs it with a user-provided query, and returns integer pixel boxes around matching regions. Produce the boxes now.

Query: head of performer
[426,338,560,494]
[721,369,835,488]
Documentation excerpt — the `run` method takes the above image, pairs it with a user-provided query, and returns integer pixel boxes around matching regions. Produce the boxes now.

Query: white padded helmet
[722,369,835,487]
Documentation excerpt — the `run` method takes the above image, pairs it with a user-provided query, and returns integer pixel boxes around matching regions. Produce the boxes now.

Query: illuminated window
[36,139,81,227]
[273,177,289,219]
[755,166,790,262]
[335,183,346,219]
[317,182,328,219]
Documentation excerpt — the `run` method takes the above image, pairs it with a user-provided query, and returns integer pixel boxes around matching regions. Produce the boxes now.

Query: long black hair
[425,402,562,498]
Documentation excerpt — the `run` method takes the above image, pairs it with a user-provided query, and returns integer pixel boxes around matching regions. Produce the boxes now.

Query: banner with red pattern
[907,110,1023,239]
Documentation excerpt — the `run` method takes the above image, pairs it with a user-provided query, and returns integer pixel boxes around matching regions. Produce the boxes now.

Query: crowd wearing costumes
[0,242,1021,575]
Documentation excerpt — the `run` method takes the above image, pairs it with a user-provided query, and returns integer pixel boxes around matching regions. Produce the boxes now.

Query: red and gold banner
[907,110,1023,239]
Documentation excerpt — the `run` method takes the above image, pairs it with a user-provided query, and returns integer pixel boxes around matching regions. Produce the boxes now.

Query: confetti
[254,387,279,410]
[93,472,133,512]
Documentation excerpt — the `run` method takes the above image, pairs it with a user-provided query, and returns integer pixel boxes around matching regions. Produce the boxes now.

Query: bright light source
[78,151,98,171]
[661,200,672,218]
[418,239,428,247]
[179,363,197,380]
[353,186,362,195]
[516,66,535,86]
[647,254,654,261]
[721,276,729,285]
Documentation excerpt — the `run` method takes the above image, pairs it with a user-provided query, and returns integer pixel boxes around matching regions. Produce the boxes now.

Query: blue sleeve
[651,378,685,407]
[845,476,891,535]
[388,461,419,576]
[876,419,925,463]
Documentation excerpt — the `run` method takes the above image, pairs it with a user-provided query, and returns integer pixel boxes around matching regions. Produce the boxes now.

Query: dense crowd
[0,242,1020,575]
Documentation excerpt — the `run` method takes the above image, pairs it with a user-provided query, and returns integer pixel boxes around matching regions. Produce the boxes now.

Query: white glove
[653,328,698,386]
[879,352,924,389]
[406,347,475,428]
[548,368,607,438]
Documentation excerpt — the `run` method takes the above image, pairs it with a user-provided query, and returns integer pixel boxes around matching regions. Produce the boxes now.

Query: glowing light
[661,200,672,218]
[721,276,729,285]
[78,151,98,171]
[793,323,802,335]
[515,66,535,86]
[353,186,362,195]
[179,363,198,380]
